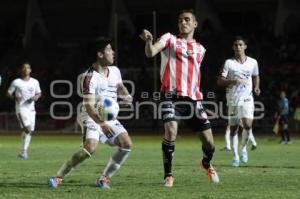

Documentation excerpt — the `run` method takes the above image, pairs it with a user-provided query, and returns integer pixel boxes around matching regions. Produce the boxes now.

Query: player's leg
[240,100,255,162]
[198,128,219,183]
[192,101,219,183]
[248,128,257,150]
[49,119,100,188]
[241,118,253,163]
[97,121,132,189]
[162,121,177,187]
[225,125,231,150]
[160,99,178,187]
[230,125,240,167]
[17,111,32,159]
[282,116,291,144]
[220,125,231,151]
[228,105,240,166]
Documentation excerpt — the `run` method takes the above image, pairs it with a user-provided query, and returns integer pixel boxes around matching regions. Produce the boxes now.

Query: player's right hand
[235,79,247,85]
[139,29,153,42]
[15,93,22,102]
[99,123,114,138]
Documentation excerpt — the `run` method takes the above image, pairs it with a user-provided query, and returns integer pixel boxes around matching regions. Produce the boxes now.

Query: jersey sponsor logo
[88,124,97,131]
[200,111,208,119]
[186,49,196,56]
[163,113,174,120]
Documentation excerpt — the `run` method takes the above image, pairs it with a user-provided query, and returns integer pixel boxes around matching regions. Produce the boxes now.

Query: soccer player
[217,36,261,167]
[275,90,291,144]
[7,62,42,159]
[48,37,133,189]
[140,9,219,187]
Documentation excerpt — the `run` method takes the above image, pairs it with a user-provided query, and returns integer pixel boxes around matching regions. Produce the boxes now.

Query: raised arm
[139,29,164,58]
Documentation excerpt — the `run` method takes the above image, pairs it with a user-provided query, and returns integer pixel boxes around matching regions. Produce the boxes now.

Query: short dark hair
[233,36,248,45]
[93,37,112,53]
[19,61,31,69]
[179,9,196,20]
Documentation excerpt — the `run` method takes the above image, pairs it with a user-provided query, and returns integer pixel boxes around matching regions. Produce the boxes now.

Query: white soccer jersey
[79,66,126,143]
[80,66,122,116]
[7,78,41,113]
[158,32,206,100]
[221,56,259,106]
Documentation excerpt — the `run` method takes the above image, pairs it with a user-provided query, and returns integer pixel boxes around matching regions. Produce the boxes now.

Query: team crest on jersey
[186,50,195,56]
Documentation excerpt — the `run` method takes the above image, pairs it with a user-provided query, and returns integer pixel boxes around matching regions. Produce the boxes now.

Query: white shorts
[228,99,254,126]
[79,116,127,146]
[16,109,36,131]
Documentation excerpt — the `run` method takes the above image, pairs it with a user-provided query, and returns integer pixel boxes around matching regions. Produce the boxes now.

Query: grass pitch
[0,134,299,199]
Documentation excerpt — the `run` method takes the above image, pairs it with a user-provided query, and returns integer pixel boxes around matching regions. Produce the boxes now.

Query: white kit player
[7,62,42,159]
[49,37,133,189]
[220,89,258,152]
[218,36,260,167]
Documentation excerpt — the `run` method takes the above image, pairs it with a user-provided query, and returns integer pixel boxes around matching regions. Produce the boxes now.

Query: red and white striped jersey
[158,32,206,100]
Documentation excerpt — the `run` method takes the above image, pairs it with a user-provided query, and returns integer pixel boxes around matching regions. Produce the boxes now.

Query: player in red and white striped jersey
[140,9,219,186]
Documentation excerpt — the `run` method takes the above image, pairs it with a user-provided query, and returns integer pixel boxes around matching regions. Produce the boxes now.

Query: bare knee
[83,139,98,154]
[116,133,132,149]
[164,122,177,141]
[200,128,214,147]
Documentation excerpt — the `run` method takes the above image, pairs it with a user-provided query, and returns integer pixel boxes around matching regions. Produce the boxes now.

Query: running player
[48,37,133,189]
[140,9,219,187]
[218,36,260,167]
[7,62,42,159]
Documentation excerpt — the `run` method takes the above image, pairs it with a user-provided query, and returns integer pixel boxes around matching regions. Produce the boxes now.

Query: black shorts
[160,93,211,132]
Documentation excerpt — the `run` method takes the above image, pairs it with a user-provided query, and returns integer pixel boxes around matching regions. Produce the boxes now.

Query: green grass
[0,135,299,199]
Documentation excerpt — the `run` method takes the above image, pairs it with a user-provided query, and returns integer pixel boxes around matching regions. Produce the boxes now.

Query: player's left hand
[254,87,261,96]
[123,95,133,105]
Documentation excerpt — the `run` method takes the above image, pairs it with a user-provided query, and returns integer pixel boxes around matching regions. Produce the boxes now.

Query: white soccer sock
[248,128,257,146]
[225,126,231,150]
[102,148,131,179]
[241,129,249,154]
[232,133,239,160]
[21,132,31,152]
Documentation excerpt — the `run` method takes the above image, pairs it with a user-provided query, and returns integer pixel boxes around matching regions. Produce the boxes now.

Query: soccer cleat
[232,159,239,167]
[48,177,63,188]
[163,176,175,187]
[286,141,292,145]
[220,147,232,152]
[201,160,219,183]
[251,145,257,151]
[241,152,248,163]
[96,176,111,189]
[18,153,28,159]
